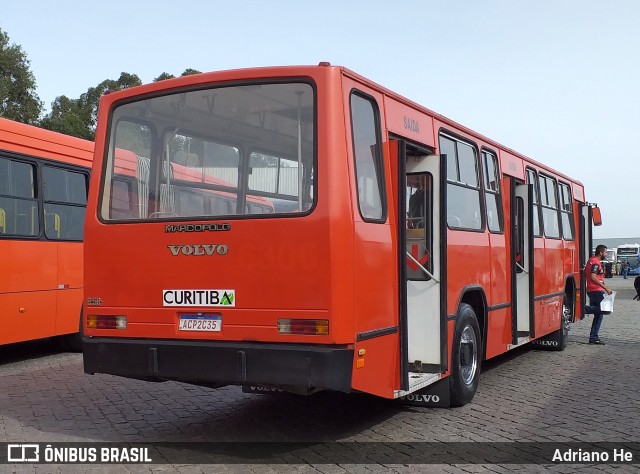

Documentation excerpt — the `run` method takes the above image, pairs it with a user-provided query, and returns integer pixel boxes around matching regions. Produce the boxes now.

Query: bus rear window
[100,82,315,221]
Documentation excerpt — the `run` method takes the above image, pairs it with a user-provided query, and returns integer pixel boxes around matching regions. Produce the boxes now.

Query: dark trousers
[586,291,605,341]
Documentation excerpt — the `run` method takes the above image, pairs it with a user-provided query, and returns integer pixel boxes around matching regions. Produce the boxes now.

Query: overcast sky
[2,0,639,238]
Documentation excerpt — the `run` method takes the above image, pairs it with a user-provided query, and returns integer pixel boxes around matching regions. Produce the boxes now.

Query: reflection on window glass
[440,134,482,230]
[44,167,86,204]
[103,83,315,220]
[526,169,542,237]
[405,172,432,281]
[0,158,39,237]
[407,174,428,230]
[249,152,301,199]
[559,182,574,240]
[539,175,559,239]
[457,143,478,186]
[43,166,87,240]
[440,136,458,182]
[0,159,35,198]
[482,150,503,233]
[351,93,384,221]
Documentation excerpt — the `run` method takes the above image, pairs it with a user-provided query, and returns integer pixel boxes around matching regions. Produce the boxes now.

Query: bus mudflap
[397,378,450,407]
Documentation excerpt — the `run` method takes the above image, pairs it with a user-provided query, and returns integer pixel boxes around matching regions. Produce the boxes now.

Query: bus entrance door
[399,149,447,398]
[579,204,593,317]
[511,182,534,346]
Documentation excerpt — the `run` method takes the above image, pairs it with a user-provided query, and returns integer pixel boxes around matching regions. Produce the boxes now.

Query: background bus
[83,64,599,407]
[617,243,640,276]
[0,117,92,349]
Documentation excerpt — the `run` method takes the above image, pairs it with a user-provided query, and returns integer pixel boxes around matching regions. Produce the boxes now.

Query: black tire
[63,308,84,352]
[450,303,482,407]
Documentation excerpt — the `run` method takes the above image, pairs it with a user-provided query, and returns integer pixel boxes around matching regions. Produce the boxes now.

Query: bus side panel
[532,238,546,336]
[485,175,514,358]
[56,242,83,289]
[0,291,57,344]
[486,231,510,359]
[446,231,490,314]
[538,238,563,337]
[353,335,399,397]
[2,241,57,293]
[345,78,398,398]
[55,289,82,336]
[55,242,83,335]
[486,308,511,358]
[1,241,58,342]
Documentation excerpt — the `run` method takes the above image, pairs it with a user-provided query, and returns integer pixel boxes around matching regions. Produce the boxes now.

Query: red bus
[83,64,600,406]
[0,117,93,349]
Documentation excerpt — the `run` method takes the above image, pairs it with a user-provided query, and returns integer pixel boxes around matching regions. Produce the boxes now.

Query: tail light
[277,319,329,335]
[86,315,127,330]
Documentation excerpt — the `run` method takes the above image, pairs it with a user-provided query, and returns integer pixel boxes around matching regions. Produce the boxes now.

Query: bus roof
[0,117,93,168]
[96,64,584,189]
[338,66,584,188]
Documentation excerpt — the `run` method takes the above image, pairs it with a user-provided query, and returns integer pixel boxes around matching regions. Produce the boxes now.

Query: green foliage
[181,68,201,76]
[154,72,175,82]
[41,72,142,140]
[114,121,152,158]
[0,28,42,124]
[39,95,90,139]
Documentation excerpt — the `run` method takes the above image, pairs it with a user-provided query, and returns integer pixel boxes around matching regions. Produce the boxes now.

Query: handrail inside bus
[405,251,440,283]
[515,262,529,274]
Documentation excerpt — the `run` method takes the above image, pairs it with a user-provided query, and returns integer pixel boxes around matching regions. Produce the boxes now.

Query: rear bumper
[83,337,354,392]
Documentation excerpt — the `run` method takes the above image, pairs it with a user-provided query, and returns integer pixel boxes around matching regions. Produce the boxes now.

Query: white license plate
[178,314,222,332]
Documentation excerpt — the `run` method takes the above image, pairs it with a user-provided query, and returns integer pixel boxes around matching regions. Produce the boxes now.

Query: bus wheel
[450,303,482,407]
[557,296,571,350]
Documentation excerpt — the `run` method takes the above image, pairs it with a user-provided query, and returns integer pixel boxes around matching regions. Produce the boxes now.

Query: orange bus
[83,64,600,406]
[0,117,93,349]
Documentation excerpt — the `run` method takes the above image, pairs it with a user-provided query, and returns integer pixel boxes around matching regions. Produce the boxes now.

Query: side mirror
[592,206,602,226]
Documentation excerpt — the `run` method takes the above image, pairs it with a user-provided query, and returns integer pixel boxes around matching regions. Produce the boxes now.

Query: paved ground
[1,276,638,473]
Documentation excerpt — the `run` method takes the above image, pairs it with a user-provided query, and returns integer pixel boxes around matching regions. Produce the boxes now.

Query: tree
[154,69,201,82]
[41,69,201,139]
[41,72,142,140]
[0,28,42,124]
[39,95,89,139]
[154,72,175,82]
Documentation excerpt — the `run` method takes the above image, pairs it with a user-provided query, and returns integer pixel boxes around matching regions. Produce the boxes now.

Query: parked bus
[0,117,92,349]
[83,64,601,406]
[617,243,640,276]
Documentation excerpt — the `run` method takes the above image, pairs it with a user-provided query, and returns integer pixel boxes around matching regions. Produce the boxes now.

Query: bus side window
[405,172,432,280]
[407,174,426,230]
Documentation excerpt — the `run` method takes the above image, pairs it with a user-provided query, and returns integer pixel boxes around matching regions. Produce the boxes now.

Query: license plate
[178,314,222,332]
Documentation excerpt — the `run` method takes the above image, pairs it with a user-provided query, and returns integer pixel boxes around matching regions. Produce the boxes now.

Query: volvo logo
[168,244,228,256]
[401,394,440,403]
[532,340,558,346]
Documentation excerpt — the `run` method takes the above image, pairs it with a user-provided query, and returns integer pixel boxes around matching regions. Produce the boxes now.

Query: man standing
[584,245,613,345]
